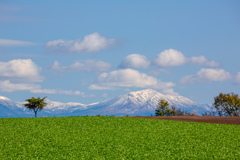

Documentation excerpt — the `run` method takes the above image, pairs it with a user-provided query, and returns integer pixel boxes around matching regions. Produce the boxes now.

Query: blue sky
[0,0,239,104]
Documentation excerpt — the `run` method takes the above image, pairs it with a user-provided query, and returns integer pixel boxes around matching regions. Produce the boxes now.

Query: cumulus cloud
[189,56,220,67]
[152,49,220,68]
[154,49,186,67]
[0,59,44,82]
[0,39,37,47]
[232,72,240,85]
[50,60,112,72]
[45,32,116,54]
[0,59,93,97]
[180,68,231,84]
[119,54,151,69]
[0,59,88,96]
[89,68,175,90]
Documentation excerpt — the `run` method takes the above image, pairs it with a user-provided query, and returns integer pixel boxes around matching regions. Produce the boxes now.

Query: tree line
[23,92,240,118]
[155,92,240,117]
[155,99,197,116]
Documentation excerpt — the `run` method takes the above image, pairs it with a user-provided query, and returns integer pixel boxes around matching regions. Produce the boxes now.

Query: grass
[0,116,240,159]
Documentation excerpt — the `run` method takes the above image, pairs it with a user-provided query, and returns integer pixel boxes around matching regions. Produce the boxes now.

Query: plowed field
[130,116,240,125]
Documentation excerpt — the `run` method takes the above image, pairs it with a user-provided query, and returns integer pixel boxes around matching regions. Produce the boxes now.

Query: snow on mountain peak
[121,89,197,108]
[45,99,85,109]
[80,89,208,116]
[129,89,162,98]
[130,89,157,94]
[0,96,10,100]
[0,89,212,117]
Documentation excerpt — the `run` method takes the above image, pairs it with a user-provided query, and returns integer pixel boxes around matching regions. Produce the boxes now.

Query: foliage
[176,108,184,116]
[171,106,177,116]
[213,92,240,117]
[202,111,216,116]
[155,100,195,116]
[155,99,170,116]
[0,116,239,159]
[24,97,47,118]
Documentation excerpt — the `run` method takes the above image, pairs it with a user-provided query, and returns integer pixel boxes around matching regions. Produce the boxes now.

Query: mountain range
[0,89,212,117]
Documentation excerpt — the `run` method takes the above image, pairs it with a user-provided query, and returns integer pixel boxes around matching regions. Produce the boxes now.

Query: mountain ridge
[0,89,211,117]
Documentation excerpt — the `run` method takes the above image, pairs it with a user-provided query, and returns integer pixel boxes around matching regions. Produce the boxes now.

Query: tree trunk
[35,111,37,118]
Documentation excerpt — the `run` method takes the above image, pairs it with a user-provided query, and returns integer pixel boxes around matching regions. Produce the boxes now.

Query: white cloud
[57,90,83,96]
[31,89,89,97]
[45,32,116,53]
[30,89,57,94]
[0,80,41,92]
[0,59,93,97]
[89,84,114,90]
[152,49,220,68]
[190,56,207,64]
[0,80,89,97]
[0,39,37,47]
[119,54,151,69]
[89,68,175,90]
[232,72,240,85]
[0,59,44,82]
[205,61,220,67]
[180,68,231,84]
[154,49,186,67]
[50,60,112,72]
[196,68,231,81]
[162,88,179,96]
[189,56,220,67]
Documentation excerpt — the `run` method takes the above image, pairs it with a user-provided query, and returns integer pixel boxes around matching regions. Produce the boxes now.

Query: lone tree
[24,97,47,118]
[155,99,170,116]
[213,92,240,117]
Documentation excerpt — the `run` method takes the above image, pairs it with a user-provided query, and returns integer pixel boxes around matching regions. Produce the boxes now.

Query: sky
[0,0,239,104]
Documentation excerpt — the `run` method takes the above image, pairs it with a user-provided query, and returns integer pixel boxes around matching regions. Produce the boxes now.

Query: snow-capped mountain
[0,89,212,117]
[72,89,211,116]
[43,99,86,113]
[0,96,31,117]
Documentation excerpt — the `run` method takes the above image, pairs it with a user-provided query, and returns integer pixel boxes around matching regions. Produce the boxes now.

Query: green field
[0,116,239,159]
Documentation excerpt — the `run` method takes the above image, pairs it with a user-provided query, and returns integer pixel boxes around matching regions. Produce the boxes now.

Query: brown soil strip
[129,116,240,125]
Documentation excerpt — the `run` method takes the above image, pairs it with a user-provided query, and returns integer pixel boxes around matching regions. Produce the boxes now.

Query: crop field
[0,116,240,159]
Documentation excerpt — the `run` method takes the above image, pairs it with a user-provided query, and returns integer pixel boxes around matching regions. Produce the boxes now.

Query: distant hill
[0,89,211,117]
